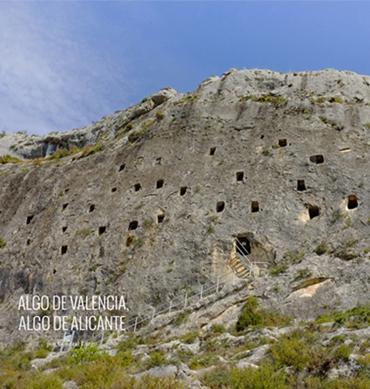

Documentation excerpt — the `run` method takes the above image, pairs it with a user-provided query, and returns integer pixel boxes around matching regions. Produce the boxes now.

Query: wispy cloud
[0,2,132,134]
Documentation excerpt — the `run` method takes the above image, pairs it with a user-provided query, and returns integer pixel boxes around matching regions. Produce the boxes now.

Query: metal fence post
[184,291,188,308]
[169,300,172,314]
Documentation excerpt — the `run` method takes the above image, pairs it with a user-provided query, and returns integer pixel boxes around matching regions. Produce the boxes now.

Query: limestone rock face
[0,69,369,344]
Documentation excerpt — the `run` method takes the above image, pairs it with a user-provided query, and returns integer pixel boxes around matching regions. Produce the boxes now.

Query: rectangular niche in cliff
[209,147,216,156]
[26,215,34,225]
[119,163,126,172]
[236,171,244,182]
[157,214,165,224]
[62,203,68,211]
[308,204,320,219]
[251,201,259,213]
[62,226,67,233]
[156,179,164,189]
[61,245,68,255]
[297,179,306,191]
[128,220,138,230]
[278,139,287,147]
[99,226,107,235]
[89,204,95,213]
[134,183,142,192]
[180,186,187,196]
[216,201,225,213]
[347,194,358,209]
[236,236,251,256]
[309,154,324,164]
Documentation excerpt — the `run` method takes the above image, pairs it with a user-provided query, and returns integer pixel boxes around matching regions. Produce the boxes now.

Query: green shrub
[236,297,262,331]
[201,367,232,388]
[314,242,328,255]
[179,330,199,344]
[0,237,6,249]
[144,350,167,369]
[188,353,219,370]
[230,363,287,389]
[211,324,226,334]
[316,305,370,329]
[155,111,164,120]
[19,373,63,389]
[33,339,52,359]
[241,94,287,106]
[0,154,21,164]
[333,344,352,361]
[68,343,102,364]
[174,311,190,326]
[236,297,290,332]
[270,333,310,371]
[79,142,103,158]
[270,263,288,276]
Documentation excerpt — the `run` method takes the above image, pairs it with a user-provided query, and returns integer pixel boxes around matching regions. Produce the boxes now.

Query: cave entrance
[308,205,320,219]
[347,194,358,209]
[310,154,324,164]
[216,201,225,213]
[235,236,251,256]
[297,179,306,191]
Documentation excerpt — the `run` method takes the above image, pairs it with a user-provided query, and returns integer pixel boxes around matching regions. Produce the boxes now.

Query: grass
[201,364,287,389]
[0,236,6,249]
[0,154,21,164]
[236,296,291,332]
[315,304,370,329]
[270,249,305,276]
[314,241,329,256]
[240,94,287,106]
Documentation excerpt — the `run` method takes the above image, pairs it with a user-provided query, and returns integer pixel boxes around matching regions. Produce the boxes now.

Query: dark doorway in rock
[156,179,164,189]
[157,214,165,224]
[128,221,138,230]
[111,187,117,193]
[216,201,225,213]
[119,163,126,172]
[89,204,95,213]
[236,171,244,182]
[297,180,306,191]
[210,147,216,156]
[62,226,67,233]
[347,194,358,209]
[260,135,264,139]
[99,226,106,235]
[279,139,287,147]
[26,239,31,246]
[236,236,251,256]
[308,205,320,219]
[61,245,68,255]
[134,183,141,192]
[251,201,259,213]
[180,186,187,196]
[310,155,324,164]
[26,215,34,225]
[62,203,68,211]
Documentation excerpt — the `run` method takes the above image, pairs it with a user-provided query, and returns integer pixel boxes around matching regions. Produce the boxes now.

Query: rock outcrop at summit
[0,69,369,345]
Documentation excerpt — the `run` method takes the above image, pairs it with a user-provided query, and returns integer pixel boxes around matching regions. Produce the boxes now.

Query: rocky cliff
[0,68,369,347]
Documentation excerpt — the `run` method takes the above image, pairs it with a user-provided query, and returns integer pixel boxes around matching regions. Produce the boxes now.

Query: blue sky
[1,1,370,134]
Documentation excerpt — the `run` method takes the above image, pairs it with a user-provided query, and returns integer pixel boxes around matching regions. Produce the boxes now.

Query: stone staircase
[227,255,250,279]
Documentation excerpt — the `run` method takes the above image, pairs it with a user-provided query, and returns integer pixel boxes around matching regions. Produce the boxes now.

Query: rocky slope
[0,68,369,351]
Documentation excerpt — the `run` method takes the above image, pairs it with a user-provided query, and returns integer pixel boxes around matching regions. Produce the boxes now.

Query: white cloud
[0,2,132,134]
